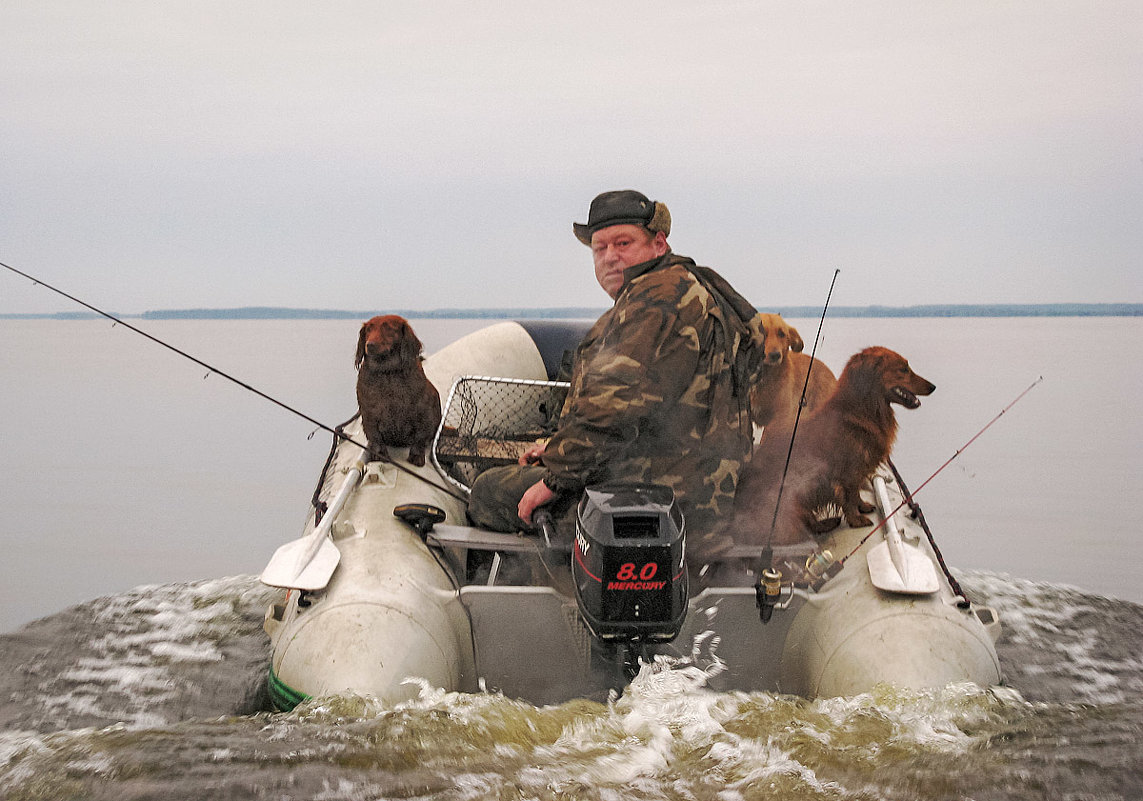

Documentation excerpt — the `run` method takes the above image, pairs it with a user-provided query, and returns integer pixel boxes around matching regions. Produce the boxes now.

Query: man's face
[590,224,668,300]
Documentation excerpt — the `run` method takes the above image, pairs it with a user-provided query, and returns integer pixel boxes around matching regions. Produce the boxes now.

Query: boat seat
[432,376,569,493]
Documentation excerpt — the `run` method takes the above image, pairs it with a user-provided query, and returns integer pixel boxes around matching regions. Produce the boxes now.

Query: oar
[260,446,367,589]
[866,475,938,594]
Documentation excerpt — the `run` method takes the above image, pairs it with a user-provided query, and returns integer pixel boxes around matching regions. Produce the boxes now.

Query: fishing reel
[752,545,816,624]
[754,567,785,624]
[805,548,842,592]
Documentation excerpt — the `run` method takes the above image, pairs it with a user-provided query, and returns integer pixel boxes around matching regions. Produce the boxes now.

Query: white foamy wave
[961,570,1143,705]
[710,738,844,801]
[811,682,1002,752]
[0,731,48,793]
[280,654,1022,799]
[31,575,277,729]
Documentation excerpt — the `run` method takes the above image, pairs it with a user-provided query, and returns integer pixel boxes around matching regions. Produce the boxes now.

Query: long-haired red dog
[355,315,441,467]
[733,346,935,544]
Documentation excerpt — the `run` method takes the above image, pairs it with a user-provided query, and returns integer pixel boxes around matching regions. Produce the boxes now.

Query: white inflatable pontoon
[260,321,1001,710]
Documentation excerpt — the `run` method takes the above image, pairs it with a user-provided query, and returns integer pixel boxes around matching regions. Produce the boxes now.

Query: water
[2,316,1142,798]
[1,573,1140,799]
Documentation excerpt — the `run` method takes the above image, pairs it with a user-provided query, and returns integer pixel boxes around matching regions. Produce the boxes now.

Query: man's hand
[518,479,555,525]
[518,440,548,466]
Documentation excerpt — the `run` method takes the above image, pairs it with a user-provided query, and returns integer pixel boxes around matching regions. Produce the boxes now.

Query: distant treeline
[144,306,611,320]
[4,303,1141,320]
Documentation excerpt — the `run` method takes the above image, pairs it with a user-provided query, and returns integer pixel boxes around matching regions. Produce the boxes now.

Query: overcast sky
[2,1,1140,315]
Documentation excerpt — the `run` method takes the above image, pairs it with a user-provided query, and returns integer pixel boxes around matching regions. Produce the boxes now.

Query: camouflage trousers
[468,465,750,592]
[467,465,578,537]
[468,465,740,574]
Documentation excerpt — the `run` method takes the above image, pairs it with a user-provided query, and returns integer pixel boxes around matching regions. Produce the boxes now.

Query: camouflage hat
[573,190,671,245]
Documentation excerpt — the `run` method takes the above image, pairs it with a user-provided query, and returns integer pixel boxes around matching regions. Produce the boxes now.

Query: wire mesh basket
[432,376,570,493]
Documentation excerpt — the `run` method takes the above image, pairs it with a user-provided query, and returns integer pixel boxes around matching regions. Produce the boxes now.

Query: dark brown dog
[748,313,838,430]
[733,346,934,545]
[355,315,441,467]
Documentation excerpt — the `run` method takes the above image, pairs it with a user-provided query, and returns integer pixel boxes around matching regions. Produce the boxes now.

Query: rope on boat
[306,415,468,515]
[311,414,359,524]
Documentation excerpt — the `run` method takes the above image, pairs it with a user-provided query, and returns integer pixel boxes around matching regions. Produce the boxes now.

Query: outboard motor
[572,484,688,644]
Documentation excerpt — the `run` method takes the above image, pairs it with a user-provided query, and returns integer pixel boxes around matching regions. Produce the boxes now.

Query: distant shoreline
[2,303,1141,320]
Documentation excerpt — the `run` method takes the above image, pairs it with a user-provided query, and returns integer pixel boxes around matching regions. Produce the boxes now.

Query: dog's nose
[764,351,782,365]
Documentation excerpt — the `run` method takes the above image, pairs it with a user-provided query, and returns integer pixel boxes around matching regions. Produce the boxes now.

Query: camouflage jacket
[540,252,757,561]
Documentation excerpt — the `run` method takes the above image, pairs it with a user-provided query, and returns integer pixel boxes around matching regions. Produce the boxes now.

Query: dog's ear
[789,325,805,352]
[355,323,368,370]
[399,319,424,364]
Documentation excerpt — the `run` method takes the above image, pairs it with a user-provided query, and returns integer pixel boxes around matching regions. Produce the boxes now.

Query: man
[468,190,762,566]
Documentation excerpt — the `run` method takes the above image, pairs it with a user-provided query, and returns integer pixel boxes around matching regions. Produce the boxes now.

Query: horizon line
[2,301,1141,320]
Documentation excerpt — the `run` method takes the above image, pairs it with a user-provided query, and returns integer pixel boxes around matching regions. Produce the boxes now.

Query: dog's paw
[845,514,872,528]
[810,516,841,535]
[857,500,875,514]
[407,449,426,467]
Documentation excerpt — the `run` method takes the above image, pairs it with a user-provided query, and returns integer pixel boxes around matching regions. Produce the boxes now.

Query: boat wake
[1,572,1141,800]
[0,576,278,734]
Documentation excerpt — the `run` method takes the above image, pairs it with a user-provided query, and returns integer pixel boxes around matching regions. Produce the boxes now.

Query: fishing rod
[834,375,1045,574]
[755,268,840,622]
[1,259,468,502]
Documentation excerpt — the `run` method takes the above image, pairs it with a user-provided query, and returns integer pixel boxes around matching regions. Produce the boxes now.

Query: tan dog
[355,315,441,467]
[748,313,838,430]
[733,346,935,544]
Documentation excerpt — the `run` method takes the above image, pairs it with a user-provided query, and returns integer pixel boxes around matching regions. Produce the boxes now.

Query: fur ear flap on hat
[647,202,671,238]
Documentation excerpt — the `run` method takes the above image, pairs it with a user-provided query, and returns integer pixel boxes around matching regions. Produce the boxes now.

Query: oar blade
[260,535,341,590]
[867,540,939,595]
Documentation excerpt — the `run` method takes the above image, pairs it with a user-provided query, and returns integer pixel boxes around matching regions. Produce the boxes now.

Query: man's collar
[619,250,694,289]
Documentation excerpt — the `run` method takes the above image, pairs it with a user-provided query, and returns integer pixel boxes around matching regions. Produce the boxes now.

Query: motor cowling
[572,484,688,643]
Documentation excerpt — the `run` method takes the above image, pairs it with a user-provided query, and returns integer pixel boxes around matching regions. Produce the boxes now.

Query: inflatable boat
[259,321,1002,710]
